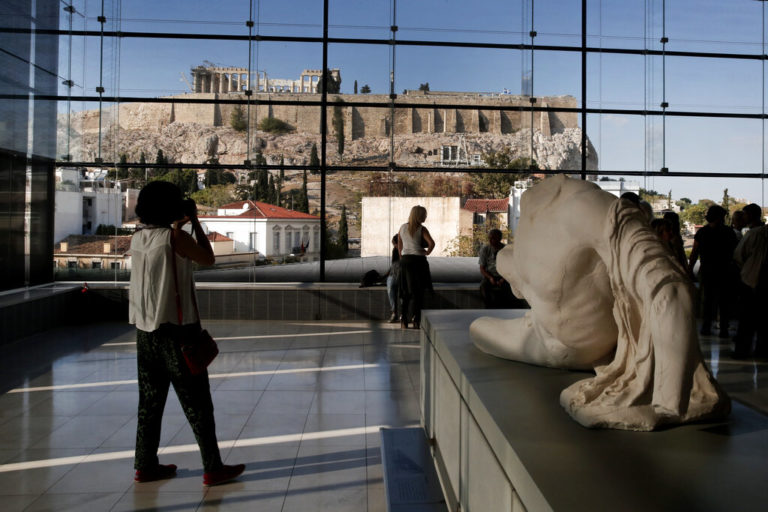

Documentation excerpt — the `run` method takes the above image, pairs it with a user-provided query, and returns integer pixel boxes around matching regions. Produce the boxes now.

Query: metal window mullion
[320,0,329,281]
[530,0,535,170]
[64,3,74,162]
[96,0,106,164]
[661,0,667,174]
[581,0,587,179]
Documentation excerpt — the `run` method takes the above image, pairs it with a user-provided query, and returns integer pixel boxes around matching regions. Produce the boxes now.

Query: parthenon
[189,65,341,94]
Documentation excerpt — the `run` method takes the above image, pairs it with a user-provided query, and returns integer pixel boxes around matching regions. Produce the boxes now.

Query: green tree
[157,169,198,196]
[116,154,129,180]
[205,169,220,187]
[338,205,349,255]
[191,184,234,208]
[155,149,167,175]
[360,84,371,94]
[267,174,277,204]
[309,143,320,174]
[680,202,708,226]
[139,152,147,181]
[721,188,731,223]
[473,149,536,198]
[676,197,692,210]
[230,104,247,132]
[333,99,345,157]
[354,80,358,94]
[233,184,251,201]
[298,170,309,213]
[419,82,430,92]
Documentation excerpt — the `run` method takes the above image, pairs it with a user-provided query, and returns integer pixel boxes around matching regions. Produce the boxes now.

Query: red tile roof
[54,235,132,255]
[462,198,509,213]
[206,200,319,220]
[207,231,233,242]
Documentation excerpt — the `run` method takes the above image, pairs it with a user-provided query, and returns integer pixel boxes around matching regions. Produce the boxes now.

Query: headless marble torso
[471,175,729,431]
[473,176,618,369]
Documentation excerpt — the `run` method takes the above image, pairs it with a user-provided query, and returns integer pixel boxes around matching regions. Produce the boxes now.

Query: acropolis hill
[60,68,596,170]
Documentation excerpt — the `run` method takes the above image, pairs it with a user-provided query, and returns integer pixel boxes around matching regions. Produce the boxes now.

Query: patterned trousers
[134,326,222,472]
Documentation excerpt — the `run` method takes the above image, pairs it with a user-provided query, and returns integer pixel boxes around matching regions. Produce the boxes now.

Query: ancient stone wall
[89,92,578,140]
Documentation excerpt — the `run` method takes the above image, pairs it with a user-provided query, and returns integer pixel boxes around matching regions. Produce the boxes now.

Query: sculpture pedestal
[420,309,768,512]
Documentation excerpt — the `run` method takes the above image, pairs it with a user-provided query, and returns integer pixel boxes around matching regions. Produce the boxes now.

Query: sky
[57,0,768,206]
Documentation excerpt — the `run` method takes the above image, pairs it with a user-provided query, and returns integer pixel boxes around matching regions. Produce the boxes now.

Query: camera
[181,198,197,218]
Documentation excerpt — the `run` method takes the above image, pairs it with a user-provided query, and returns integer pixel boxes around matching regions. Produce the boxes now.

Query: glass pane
[119,1,250,35]
[390,82,582,171]
[257,0,324,38]
[587,53,644,111]
[534,0,581,47]
[587,0,646,50]
[533,50,581,104]
[330,0,390,39]
[588,113,646,173]
[666,57,762,115]
[359,171,477,259]
[666,117,762,174]
[329,43,390,95]
[118,38,250,97]
[397,0,526,45]
[667,0,763,54]
[396,46,524,95]
[323,103,390,166]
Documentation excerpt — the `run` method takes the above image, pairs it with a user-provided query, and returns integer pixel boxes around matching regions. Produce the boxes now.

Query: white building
[200,200,320,259]
[361,197,465,257]
[595,178,641,199]
[54,168,125,242]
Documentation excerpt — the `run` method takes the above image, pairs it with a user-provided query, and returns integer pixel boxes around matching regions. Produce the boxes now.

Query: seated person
[479,229,516,308]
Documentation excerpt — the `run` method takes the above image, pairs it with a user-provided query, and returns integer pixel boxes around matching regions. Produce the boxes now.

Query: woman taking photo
[129,181,244,486]
[398,205,435,329]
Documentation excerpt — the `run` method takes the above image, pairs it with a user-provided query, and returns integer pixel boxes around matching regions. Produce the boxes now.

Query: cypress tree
[338,205,349,255]
[309,143,320,174]
[299,170,309,213]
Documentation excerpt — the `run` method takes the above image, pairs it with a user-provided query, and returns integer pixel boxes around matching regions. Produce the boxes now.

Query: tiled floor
[0,320,421,511]
[1,319,767,512]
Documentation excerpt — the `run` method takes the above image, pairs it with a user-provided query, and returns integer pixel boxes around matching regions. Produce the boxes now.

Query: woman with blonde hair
[397,205,435,329]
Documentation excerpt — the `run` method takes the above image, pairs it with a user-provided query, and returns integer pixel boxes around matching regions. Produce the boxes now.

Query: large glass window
[3,0,768,290]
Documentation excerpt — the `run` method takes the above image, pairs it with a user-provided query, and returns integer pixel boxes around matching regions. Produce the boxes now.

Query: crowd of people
[636,193,767,360]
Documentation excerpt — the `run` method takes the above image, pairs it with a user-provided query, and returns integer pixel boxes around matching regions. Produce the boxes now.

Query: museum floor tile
[0,319,766,511]
[0,320,421,512]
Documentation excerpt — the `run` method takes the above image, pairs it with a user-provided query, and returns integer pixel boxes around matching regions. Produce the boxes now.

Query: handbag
[170,233,219,375]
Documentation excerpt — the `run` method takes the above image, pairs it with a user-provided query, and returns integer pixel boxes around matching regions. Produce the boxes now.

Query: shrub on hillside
[258,117,294,134]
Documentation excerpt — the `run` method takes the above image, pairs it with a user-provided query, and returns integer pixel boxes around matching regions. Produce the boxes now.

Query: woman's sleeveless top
[128,228,198,332]
[399,223,424,256]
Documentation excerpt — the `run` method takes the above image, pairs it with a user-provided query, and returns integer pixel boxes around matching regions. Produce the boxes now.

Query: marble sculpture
[470,175,730,431]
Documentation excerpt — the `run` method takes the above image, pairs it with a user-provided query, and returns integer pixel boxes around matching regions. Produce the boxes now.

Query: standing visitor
[732,204,768,358]
[384,234,401,322]
[687,205,738,337]
[398,205,435,329]
[129,181,245,486]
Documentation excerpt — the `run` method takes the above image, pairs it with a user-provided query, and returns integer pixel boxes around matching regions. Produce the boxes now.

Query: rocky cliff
[58,114,596,171]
